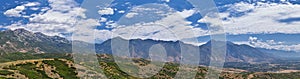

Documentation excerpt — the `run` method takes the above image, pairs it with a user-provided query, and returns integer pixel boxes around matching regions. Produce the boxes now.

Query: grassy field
[0,53,300,79]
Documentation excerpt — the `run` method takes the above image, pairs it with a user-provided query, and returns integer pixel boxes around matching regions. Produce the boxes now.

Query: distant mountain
[96,37,277,64]
[0,29,284,64]
[96,37,182,59]
[257,48,300,59]
[200,40,275,64]
[0,29,72,53]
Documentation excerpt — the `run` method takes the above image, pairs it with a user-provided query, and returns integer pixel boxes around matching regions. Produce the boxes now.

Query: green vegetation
[0,52,72,63]
[0,53,77,79]
[0,77,11,79]
[251,72,300,79]
[14,63,51,79]
[98,55,208,79]
[1,53,300,79]
[43,59,78,79]
[0,70,14,75]
[0,53,39,63]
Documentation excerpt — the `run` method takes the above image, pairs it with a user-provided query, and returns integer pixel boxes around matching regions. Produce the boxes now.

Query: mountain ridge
[0,29,289,64]
[0,29,72,54]
[95,36,277,64]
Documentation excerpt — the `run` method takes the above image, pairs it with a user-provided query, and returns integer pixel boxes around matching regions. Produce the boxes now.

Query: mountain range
[0,29,298,64]
[0,29,72,54]
[96,37,276,64]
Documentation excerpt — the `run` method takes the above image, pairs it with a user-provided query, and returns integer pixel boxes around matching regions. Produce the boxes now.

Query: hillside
[0,29,72,54]
[0,53,299,79]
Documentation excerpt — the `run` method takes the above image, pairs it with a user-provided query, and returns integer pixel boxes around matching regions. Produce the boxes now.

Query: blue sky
[0,0,300,52]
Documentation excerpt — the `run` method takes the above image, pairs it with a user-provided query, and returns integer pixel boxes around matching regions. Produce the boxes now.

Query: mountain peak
[12,28,31,34]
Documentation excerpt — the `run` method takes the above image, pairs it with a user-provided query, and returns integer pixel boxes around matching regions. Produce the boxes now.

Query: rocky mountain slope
[0,29,72,53]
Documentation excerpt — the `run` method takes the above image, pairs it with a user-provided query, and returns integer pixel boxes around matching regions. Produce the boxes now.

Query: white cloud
[124,5,174,19]
[30,7,39,10]
[95,4,208,43]
[4,5,25,17]
[118,10,125,13]
[235,36,300,52]
[199,2,300,35]
[2,0,214,44]
[107,7,208,42]
[47,0,78,12]
[24,2,40,7]
[176,9,196,18]
[41,7,50,11]
[99,17,108,22]
[98,8,114,15]
[280,0,287,2]
[163,0,171,2]
[15,6,26,10]
[228,2,255,12]
[4,2,41,17]
[94,30,115,42]
[125,12,138,18]
[4,0,100,42]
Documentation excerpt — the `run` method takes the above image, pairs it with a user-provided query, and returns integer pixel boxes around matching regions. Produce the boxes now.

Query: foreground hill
[0,53,299,79]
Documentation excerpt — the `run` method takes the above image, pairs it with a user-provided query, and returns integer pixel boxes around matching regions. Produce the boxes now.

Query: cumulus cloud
[98,8,114,15]
[118,10,125,13]
[4,5,25,17]
[4,2,41,17]
[228,2,255,12]
[177,9,196,18]
[4,0,100,41]
[99,4,208,44]
[123,4,174,19]
[2,0,220,44]
[199,2,300,35]
[30,7,39,10]
[125,12,139,18]
[162,0,171,2]
[80,3,213,44]
[111,13,208,41]
[24,2,40,7]
[235,36,300,52]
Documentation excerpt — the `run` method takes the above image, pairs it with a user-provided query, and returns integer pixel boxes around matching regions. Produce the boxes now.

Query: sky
[0,0,300,52]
